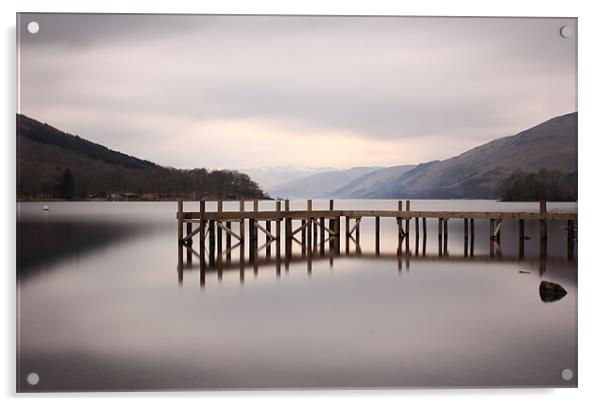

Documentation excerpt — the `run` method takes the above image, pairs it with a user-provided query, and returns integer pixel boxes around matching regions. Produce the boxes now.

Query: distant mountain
[269,167,381,199]
[358,112,577,199]
[17,114,267,200]
[242,165,336,191]
[331,165,416,198]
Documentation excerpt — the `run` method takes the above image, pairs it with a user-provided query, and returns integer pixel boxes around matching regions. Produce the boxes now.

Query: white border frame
[3,1,600,404]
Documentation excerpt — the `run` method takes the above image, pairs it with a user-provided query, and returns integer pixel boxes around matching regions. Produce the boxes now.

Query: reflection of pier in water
[176,199,577,286]
[177,249,576,286]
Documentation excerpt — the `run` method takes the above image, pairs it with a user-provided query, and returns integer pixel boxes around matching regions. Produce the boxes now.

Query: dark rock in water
[539,281,568,303]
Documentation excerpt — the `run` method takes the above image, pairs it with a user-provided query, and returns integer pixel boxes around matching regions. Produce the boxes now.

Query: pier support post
[489,219,495,257]
[313,219,318,252]
[415,216,419,240]
[463,218,468,257]
[266,219,272,257]
[375,216,380,255]
[405,201,411,254]
[208,219,215,266]
[239,199,245,255]
[355,218,360,252]
[414,217,419,255]
[567,219,575,260]
[301,218,307,256]
[177,200,183,243]
[328,200,335,253]
[443,219,448,255]
[249,200,257,261]
[199,201,206,270]
[539,200,548,248]
[345,216,350,254]
[307,200,313,254]
[217,200,223,257]
[519,219,525,259]
[320,214,325,256]
[284,200,291,258]
[422,217,427,256]
[186,221,192,264]
[198,203,206,287]
[276,201,282,264]
[397,201,403,255]
[225,221,231,262]
[539,201,547,260]
[335,214,341,254]
[438,218,443,256]
[253,199,259,247]
[469,218,475,257]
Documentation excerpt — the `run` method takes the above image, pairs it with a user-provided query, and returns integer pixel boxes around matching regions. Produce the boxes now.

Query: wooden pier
[177,199,577,270]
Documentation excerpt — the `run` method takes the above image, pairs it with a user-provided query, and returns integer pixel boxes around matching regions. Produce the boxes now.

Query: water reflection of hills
[17,220,166,279]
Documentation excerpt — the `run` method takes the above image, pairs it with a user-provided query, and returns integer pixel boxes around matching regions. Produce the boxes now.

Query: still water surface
[17,200,577,391]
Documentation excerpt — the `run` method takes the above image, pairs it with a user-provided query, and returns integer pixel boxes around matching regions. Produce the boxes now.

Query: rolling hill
[330,165,416,198]
[363,112,577,199]
[241,166,336,191]
[266,112,577,200]
[17,114,267,200]
[323,112,576,199]
[269,167,381,199]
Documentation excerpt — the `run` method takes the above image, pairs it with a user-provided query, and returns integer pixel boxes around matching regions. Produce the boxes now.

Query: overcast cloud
[18,14,576,169]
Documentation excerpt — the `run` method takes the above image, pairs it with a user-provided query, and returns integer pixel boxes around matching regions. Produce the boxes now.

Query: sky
[18,14,577,170]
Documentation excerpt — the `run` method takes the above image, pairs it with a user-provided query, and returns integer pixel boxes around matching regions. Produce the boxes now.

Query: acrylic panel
[16,14,577,392]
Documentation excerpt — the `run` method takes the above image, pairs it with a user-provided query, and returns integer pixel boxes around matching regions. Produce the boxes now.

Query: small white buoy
[42,205,49,211]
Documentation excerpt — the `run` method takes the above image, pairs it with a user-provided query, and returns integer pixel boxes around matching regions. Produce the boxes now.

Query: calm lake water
[16,200,577,391]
